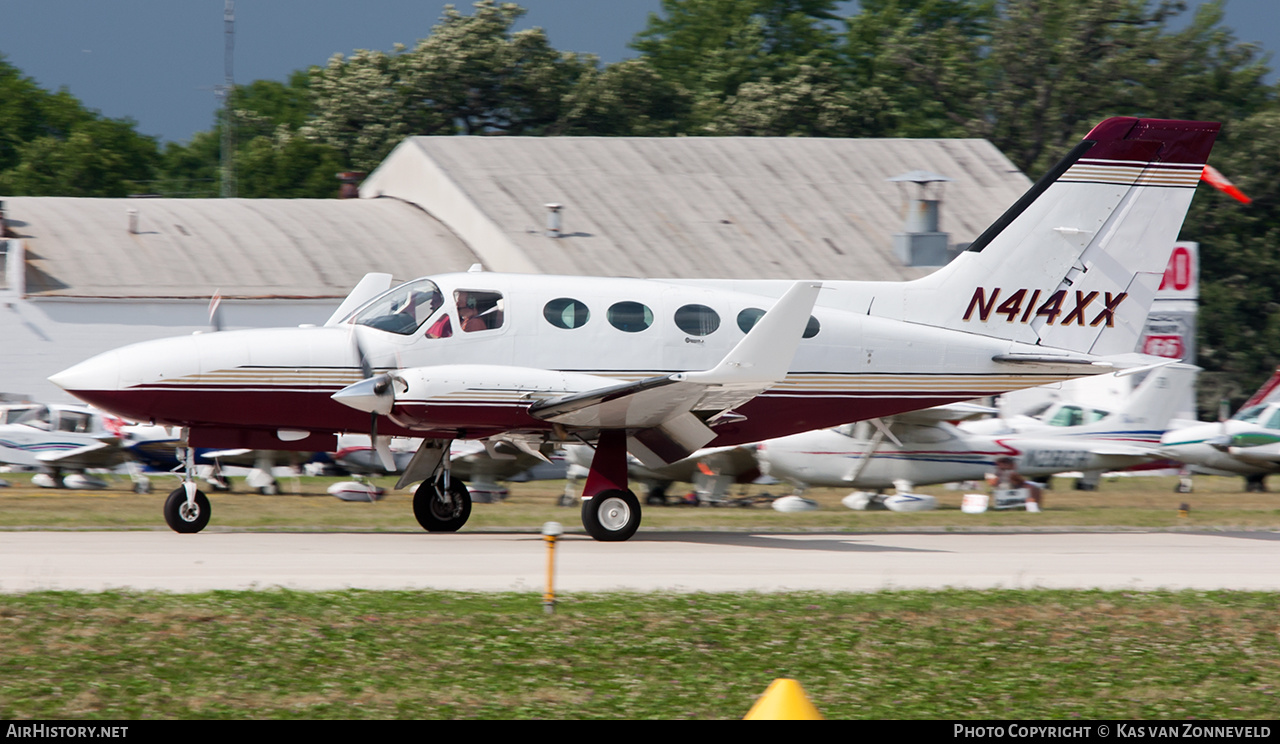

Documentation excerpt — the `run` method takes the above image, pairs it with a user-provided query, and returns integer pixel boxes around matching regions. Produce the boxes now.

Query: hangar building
[1,136,1031,403]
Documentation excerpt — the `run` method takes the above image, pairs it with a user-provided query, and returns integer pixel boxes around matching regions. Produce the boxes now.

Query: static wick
[542,521,563,614]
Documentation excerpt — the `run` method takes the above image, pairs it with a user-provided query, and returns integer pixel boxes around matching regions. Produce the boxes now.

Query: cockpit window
[1048,405,1086,427]
[1235,405,1268,424]
[1263,407,1280,430]
[14,406,52,430]
[454,290,504,333]
[351,279,444,335]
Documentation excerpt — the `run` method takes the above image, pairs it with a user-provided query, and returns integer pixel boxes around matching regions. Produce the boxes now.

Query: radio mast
[218,0,236,198]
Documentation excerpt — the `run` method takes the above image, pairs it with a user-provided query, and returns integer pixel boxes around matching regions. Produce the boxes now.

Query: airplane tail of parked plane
[900,118,1219,358]
[1076,363,1200,444]
[1239,366,1280,411]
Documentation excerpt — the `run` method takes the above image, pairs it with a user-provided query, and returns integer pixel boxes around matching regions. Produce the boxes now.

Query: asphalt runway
[3,529,1279,593]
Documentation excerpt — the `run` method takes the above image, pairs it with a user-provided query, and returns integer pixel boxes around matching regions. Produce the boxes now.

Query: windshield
[1234,405,1268,424]
[350,279,444,335]
[13,406,51,429]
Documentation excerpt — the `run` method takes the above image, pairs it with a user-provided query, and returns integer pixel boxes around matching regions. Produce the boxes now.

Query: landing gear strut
[164,437,211,533]
[413,476,472,532]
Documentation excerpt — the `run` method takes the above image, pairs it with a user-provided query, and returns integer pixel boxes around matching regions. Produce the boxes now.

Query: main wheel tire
[163,486,211,533]
[582,488,641,542]
[413,477,472,532]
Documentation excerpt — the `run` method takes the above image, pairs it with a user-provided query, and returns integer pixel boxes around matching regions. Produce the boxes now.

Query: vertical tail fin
[1092,363,1200,438]
[905,118,1219,356]
[1239,367,1280,412]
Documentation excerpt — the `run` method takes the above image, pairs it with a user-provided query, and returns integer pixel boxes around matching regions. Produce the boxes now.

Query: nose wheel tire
[163,486,211,533]
[413,477,472,532]
[582,489,641,542]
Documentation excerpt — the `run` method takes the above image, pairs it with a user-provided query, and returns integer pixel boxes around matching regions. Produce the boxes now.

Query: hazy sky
[0,0,1275,144]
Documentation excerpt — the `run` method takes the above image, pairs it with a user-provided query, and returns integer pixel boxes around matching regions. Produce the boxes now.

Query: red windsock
[1201,164,1252,204]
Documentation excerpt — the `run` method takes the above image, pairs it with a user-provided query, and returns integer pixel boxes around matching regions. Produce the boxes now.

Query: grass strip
[1,589,1277,719]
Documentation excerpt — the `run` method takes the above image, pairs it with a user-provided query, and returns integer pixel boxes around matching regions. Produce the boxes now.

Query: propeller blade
[374,436,396,472]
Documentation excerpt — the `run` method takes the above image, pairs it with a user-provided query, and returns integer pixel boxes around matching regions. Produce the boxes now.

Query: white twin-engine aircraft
[51,117,1220,539]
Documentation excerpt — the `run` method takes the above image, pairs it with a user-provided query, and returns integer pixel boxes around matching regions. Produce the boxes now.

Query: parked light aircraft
[50,117,1220,539]
[0,403,139,487]
[1160,367,1280,490]
[757,363,1197,507]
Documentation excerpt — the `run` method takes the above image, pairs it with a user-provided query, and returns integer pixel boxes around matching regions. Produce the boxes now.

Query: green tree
[1186,111,1280,412]
[0,55,160,196]
[553,58,694,136]
[305,1,592,170]
[632,0,841,97]
[159,71,346,198]
[840,0,992,138]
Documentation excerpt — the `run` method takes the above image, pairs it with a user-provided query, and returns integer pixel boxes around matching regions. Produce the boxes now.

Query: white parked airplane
[1160,367,1280,491]
[757,363,1197,508]
[0,403,138,487]
[50,117,1220,539]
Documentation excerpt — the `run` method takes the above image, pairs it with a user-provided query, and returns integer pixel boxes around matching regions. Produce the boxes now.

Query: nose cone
[50,350,121,395]
[332,374,395,416]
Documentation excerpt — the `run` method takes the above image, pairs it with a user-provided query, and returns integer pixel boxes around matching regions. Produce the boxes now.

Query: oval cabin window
[544,298,590,329]
[607,301,654,333]
[674,304,720,336]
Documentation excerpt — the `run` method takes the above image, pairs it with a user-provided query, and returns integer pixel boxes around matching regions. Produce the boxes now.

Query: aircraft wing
[529,282,821,467]
[895,402,998,425]
[1227,442,1280,464]
[35,439,126,469]
[1087,444,1161,458]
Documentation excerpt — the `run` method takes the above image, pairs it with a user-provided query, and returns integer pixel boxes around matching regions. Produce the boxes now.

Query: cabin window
[736,307,820,338]
[1263,407,1280,430]
[57,410,93,433]
[737,308,765,333]
[607,301,654,333]
[352,279,443,335]
[454,290,503,333]
[544,298,590,329]
[674,304,720,336]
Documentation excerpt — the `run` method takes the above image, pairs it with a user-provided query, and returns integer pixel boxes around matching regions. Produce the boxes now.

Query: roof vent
[888,171,952,267]
[545,203,563,238]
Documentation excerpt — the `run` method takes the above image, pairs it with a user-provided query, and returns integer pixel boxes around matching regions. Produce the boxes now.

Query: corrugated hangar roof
[360,136,1032,281]
[5,197,480,298]
[6,136,1034,298]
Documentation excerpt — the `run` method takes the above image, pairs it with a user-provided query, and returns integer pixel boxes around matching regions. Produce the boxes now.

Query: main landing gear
[413,475,472,532]
[579,430,643,541]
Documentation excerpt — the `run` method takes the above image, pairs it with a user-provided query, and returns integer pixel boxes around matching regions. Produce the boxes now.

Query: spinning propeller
[333,330,402,472]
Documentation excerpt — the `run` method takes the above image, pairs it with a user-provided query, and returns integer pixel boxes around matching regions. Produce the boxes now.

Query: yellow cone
[743,678,824,720]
